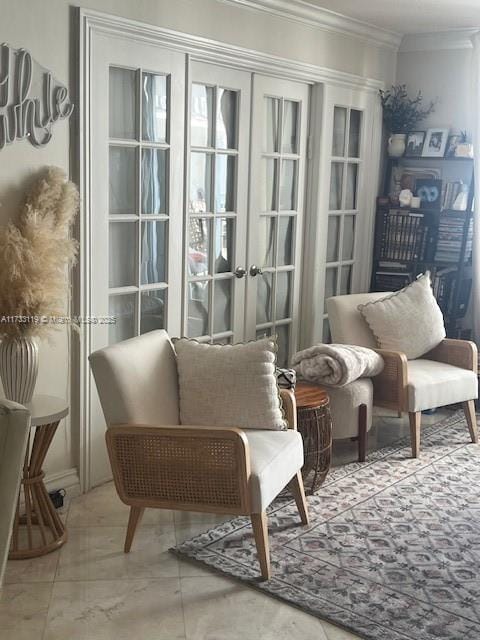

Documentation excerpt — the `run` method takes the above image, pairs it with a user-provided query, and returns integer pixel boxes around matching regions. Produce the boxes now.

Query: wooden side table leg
[9,420,67,560]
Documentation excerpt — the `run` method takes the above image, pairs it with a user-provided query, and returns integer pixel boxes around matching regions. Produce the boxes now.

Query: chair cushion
[327,379,373,440]
[407,359,478,412]
[245,429,304,511]
[173,337,287,431]
[358,272,446,359]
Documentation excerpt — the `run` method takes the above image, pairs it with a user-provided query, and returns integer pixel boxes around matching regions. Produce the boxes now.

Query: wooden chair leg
[463,400,478,443]
[251,512,271,580]
[288,471,309,525]
[124,506,144,553]
[358,403,368,463]
[409,411,421,458]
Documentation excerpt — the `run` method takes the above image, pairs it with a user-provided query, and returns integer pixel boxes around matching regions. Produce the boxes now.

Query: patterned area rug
[173,412,480,640]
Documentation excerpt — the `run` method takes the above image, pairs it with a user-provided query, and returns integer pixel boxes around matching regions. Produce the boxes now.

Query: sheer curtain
[471,32,480,342]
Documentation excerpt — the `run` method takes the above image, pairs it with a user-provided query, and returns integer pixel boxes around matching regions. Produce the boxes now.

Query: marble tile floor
[0,408,451,640]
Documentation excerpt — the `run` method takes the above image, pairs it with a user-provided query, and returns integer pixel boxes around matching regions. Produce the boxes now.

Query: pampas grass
[0,167,79,339]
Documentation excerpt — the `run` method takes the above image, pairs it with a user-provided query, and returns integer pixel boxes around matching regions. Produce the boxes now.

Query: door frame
[77,8,383,491]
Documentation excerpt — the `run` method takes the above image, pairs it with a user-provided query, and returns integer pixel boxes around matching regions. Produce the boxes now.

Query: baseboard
[44,467,81,500]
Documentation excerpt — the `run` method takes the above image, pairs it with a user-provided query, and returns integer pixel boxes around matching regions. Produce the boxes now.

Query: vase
[0,336,39,404]
[387,133,406,158]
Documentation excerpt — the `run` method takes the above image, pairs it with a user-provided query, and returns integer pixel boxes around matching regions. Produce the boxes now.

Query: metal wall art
[0,43,74,150]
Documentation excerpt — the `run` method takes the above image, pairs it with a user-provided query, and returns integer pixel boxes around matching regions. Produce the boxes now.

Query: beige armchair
[0,400,31,587]
[327,293,478,458]
[89,330,309,580]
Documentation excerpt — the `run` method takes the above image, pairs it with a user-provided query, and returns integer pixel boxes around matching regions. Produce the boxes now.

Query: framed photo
[415,178,443,210]
[445,134,460,158]
[422,128,449,158]
[405,131,426,157]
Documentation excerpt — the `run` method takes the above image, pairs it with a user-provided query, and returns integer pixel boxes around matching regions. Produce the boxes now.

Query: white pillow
[173,337,287,430]
[358,272,446,360]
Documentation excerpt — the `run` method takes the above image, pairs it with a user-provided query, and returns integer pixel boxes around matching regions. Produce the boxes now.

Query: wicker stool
[295,383,332,495]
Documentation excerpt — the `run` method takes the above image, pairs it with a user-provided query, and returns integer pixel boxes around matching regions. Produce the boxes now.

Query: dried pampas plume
[0,167,79,339]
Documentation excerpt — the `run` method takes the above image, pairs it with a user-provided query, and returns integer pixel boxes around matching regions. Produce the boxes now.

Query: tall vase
[387,133,406,158]
[0,336,39,404]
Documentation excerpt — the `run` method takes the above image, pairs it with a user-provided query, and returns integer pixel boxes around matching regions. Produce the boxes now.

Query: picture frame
[405,131,426,157]
[422,128,449,158]
[415,178,443,210]
[445,134,460,158]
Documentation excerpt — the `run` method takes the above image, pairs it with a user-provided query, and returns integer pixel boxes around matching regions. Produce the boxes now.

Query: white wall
[396,46,473,133]
[0,0,396,489]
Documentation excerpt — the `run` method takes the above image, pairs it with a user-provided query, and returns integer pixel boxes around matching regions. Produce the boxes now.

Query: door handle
[249,265,263,277]
[234,266,246,278]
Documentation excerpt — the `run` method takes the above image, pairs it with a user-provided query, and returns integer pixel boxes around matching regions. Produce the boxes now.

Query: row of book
[378,210,428,262]
[441,181,467,211]
[372,263,471,319]
[433,215,473,263]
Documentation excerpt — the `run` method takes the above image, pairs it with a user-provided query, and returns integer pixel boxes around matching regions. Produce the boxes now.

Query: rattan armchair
[327,293,478,458]
[89,330,309,580]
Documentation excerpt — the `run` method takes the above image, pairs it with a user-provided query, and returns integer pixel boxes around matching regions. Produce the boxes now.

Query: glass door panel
[322,104,364,340]
[185,62,251,343]
[248,76,309,366]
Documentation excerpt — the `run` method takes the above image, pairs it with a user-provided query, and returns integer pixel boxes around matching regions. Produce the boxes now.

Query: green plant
[379,84,436,134]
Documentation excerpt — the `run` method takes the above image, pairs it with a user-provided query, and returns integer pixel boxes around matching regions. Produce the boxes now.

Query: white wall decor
[0,43,73,149]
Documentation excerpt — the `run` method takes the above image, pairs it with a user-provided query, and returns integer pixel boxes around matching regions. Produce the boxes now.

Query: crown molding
[79,9,384,91]
[216,0,402,50]
[400,29,478,53]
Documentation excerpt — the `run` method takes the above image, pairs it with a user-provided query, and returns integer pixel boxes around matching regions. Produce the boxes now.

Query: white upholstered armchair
[327,293,478,458]
[0,400,31,587]
[89,330,309,580]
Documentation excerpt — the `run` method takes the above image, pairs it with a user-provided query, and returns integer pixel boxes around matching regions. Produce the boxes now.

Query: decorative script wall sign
[0,43,74,150]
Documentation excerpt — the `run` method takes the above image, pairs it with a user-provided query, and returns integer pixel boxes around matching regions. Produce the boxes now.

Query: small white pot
[387,133,406,158]
[0,336,39,404]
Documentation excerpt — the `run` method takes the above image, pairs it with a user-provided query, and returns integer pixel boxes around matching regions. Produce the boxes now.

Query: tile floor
[0,409,451,640]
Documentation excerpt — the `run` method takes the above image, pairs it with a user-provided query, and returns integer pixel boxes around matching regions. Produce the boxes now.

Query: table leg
[9,420,67,560]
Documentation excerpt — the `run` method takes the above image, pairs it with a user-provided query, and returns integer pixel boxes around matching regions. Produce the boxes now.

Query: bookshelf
[371,156,474,337]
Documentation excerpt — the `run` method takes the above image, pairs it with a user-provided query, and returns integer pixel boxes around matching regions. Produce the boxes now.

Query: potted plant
[379,85,436,157]
[0,167,78,403]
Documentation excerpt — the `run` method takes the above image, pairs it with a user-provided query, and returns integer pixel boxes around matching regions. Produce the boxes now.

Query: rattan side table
[295,383,332,495]
[9,395,69,559]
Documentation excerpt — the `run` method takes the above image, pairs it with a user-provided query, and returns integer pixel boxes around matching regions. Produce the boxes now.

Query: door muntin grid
[187,82,240,344]
[256,95,301,366]
[108,66,172,344]
[322,105,363,342]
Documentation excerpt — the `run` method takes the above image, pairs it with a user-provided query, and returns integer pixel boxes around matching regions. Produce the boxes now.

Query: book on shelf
[433,214,473,263]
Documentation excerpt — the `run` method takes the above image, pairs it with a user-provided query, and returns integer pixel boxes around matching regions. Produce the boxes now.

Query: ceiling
[306,0,480,34]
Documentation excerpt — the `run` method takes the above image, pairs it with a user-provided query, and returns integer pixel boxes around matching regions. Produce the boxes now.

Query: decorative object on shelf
[379,85,436,157]
[422,127,449,158]
[411,196,421,209]
[405,131,426,157]
[399,188,413,207]
[415,178,443,210]
[455,131,474,158]
[452,183,469,211]
[387,133,407,158]
[0,43,74,150]
[0,168,79,403]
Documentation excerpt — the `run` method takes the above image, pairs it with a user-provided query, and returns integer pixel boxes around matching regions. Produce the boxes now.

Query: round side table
[9,395,69,560]
[295,383,332,495]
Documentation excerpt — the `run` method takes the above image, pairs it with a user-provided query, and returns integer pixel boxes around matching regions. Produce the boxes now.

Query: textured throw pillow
[358,272,446,360]
[173,337,287,430]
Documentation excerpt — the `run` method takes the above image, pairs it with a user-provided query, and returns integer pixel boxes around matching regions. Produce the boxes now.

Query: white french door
[184,63,251,344]
[247,76,310,365]
[303,84,380,346]
[88,34,186,485]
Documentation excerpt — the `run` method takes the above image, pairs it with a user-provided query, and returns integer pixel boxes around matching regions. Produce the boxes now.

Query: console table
[9,395,68,559]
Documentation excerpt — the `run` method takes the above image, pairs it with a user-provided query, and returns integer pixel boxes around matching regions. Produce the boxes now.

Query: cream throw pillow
[358,272,446,360]
[173,337,287,430]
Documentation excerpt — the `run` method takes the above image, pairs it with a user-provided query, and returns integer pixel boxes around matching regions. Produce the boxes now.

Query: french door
[185,63,251,344]
[247,76,309,365]
[86,37,310,486]
[88,34,186,485]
